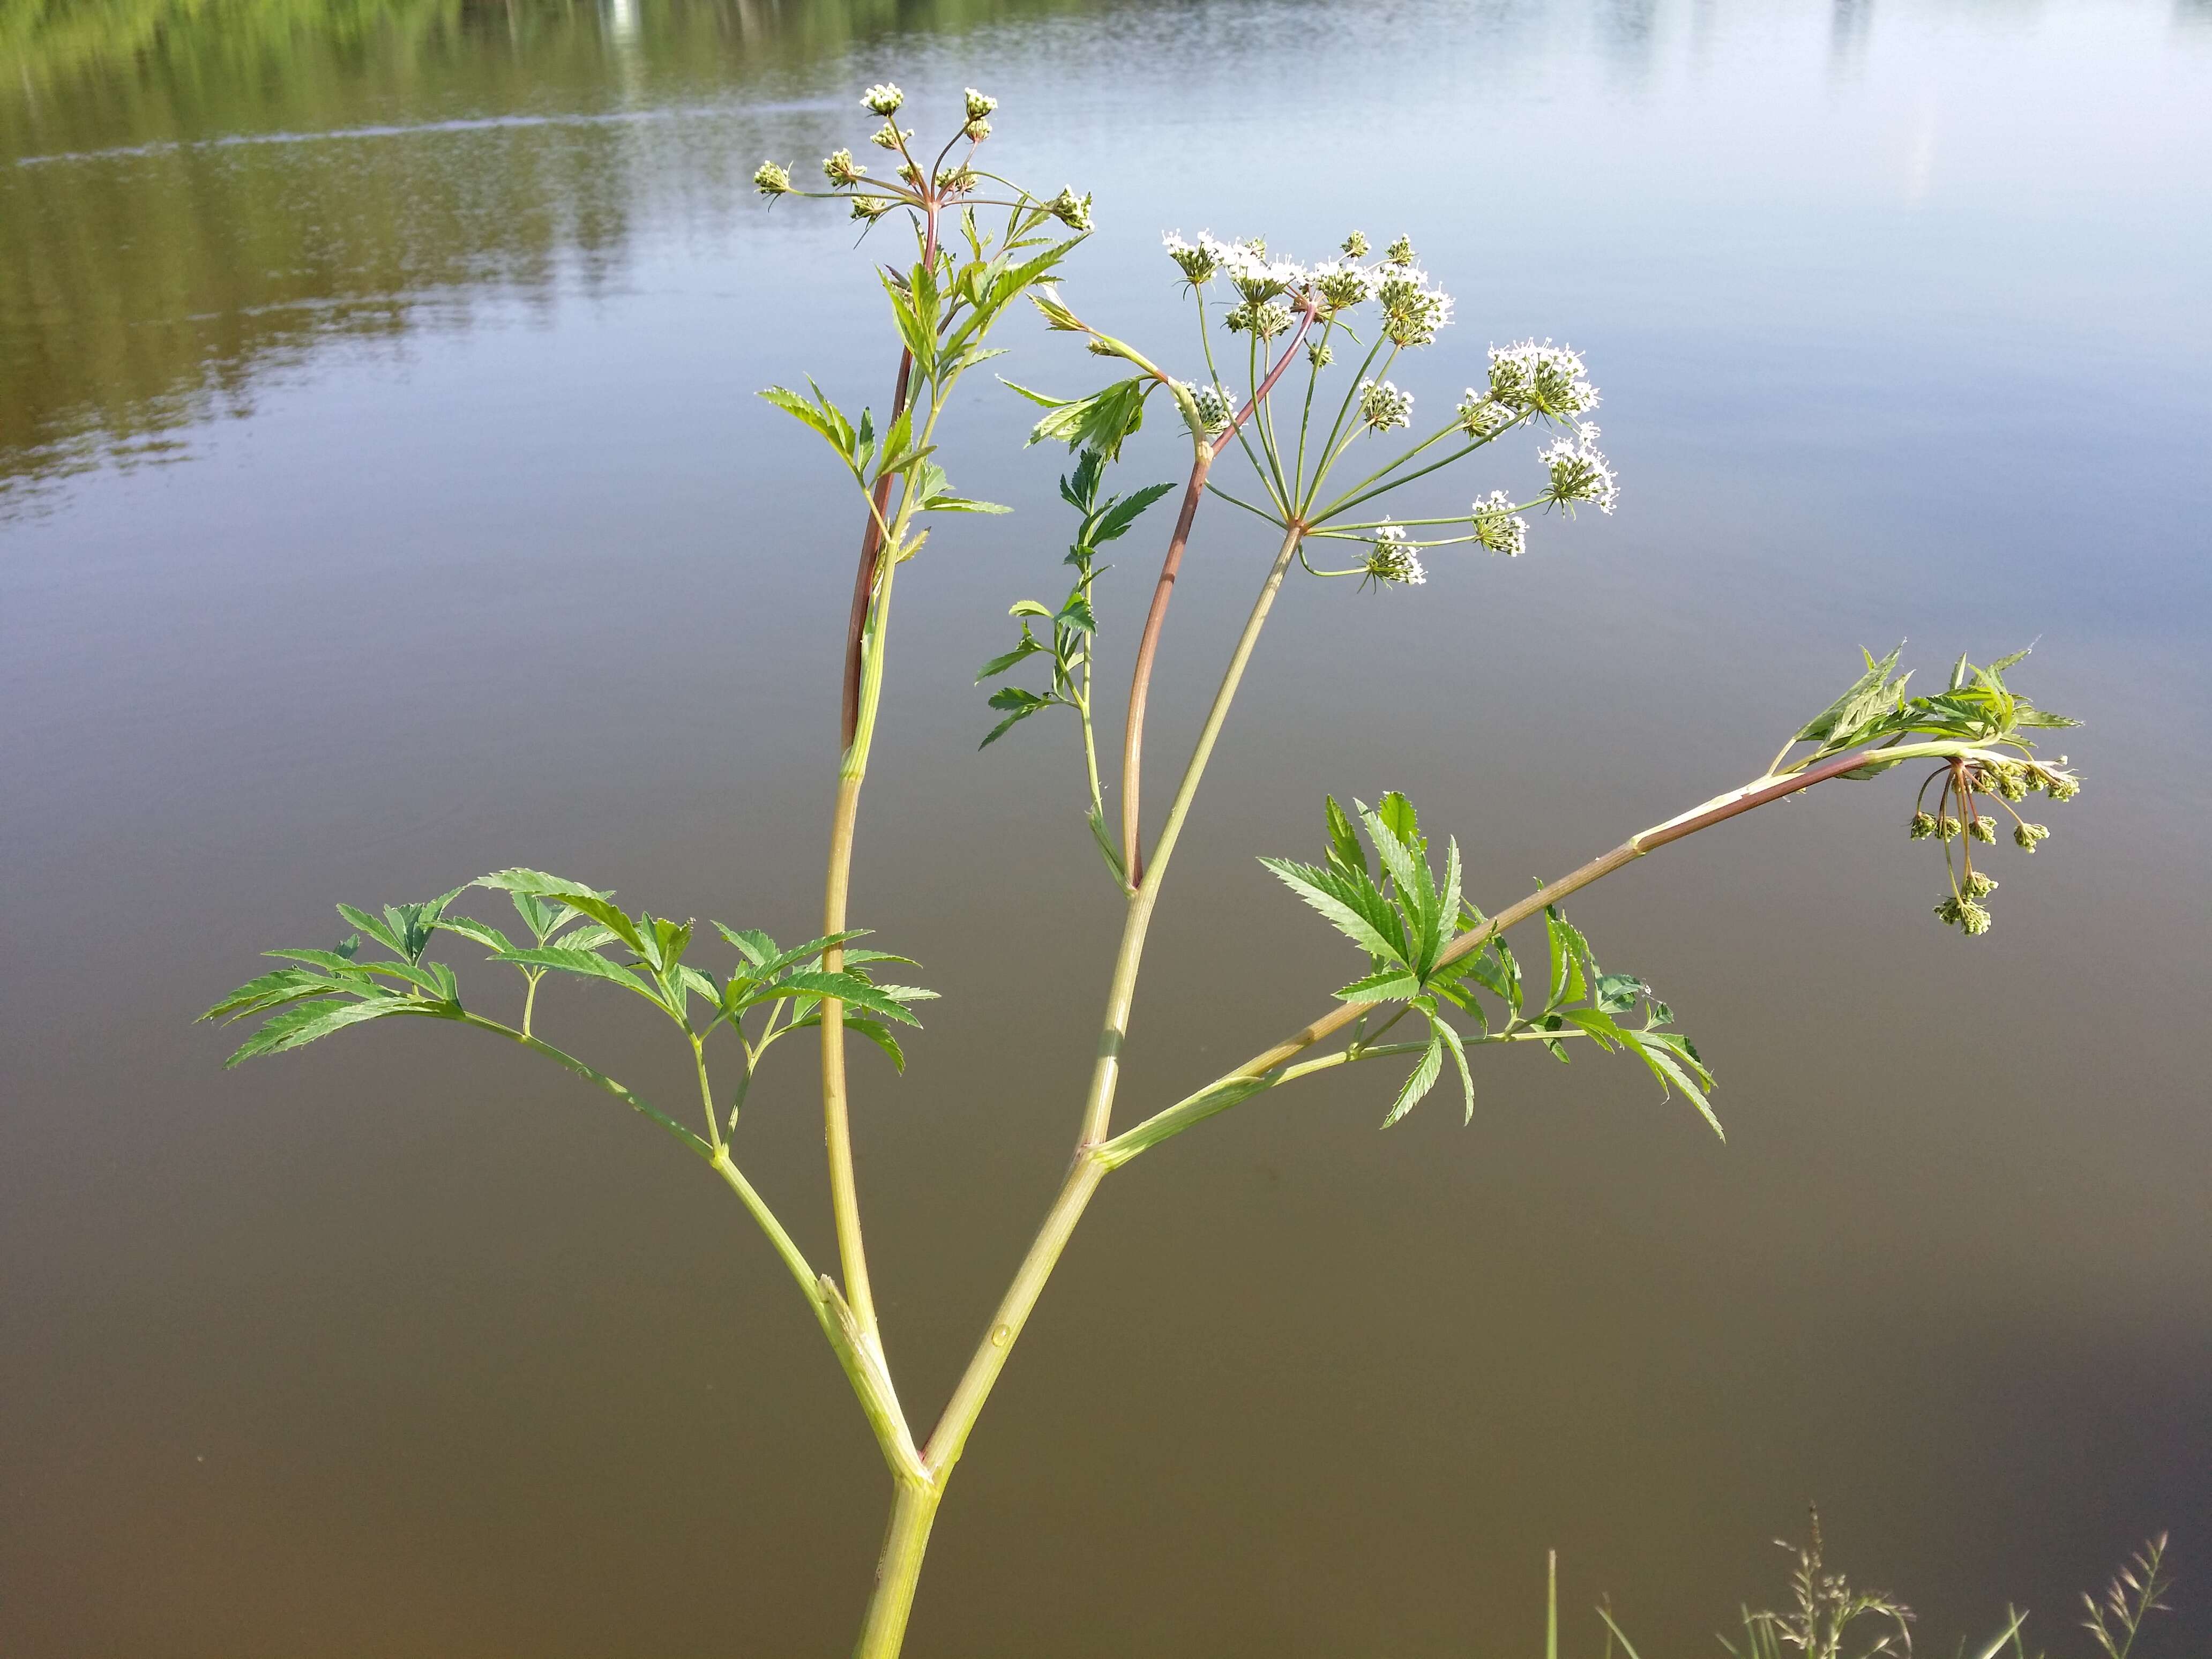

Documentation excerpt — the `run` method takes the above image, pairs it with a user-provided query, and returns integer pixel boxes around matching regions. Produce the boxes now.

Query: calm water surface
[5,1,2210,1654]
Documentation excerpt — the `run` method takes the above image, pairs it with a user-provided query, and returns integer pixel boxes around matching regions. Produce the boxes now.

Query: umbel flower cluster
[1910,752,2073,933]
[753,82,1091,232]
[1132,228,1617,591]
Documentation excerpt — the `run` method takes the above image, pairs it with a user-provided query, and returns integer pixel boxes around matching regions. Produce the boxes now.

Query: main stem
[821,201,941,1354]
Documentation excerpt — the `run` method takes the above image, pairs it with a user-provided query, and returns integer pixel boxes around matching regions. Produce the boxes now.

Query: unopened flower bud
[2045,774,2080,802]
[1909,811,1938,840]
[1938,816,1962,841]
[752,160,793,197]
[2014,822,2050,851]
[1989,763,2030,802]
[1963,871,1998,899]
[1959,900,1993,935]
[1307,341,1333,368]
[1385,234,1415,265]
[1968,816,1997,843]
[963,87,998,122]
[822,149,865,186]
[1342,230,1370,257]
[849,195,897,222]
[870,121,913,151]
[963,117,992,141]
[862,83,905,116]
[936,165,977,196]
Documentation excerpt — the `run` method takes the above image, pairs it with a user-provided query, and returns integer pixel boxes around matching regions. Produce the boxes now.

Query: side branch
[1099,738,2006,1164]
[1118,308,1317,887]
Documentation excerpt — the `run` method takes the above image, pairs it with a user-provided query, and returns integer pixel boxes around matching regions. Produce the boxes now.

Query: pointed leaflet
[1259,858,1407,965]
[202,967,381,1023]
[222,996,449,1067]
[336,903,404,956]
[1621,1029,1724,1140]
[791,1010,908,1072]
[1379,1034,1445,1127]
[1323,795,1368,883]
[713,923,778,969]
[779,970,928,1027]
[1543,906,1590,1008]
[1337,966,1424,1003]
[489,947,661,1006]
[1088,481,1176,544]
[477,870,647,959]
[436,915,514,954]
[1430,1011,1476,1124]
[1794,645,1905,746]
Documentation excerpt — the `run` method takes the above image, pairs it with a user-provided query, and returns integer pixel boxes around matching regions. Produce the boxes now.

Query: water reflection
[0,0,1085,500]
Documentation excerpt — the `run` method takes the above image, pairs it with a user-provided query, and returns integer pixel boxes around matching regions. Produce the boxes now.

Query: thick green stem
[821,544,903,1352]
[851,1479,944,1659]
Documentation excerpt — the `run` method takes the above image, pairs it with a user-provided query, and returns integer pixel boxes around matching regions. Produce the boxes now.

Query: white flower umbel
[1305,259,1376,313]
[1487,339,1599,419]
[1221,241,1306,305]
[1471,490,1530,556]
[1377,266,1452,347]
[822,149,866,187]
[870,121,913,151]
[1226,299,1294,339]
[1538,424,1618,514]
[753,160,793,197]
[1163,231,1222,287]
[1362,523,1426,588]
[961,87,997,140]
[1454,387,1514,439]
[1357,378,1414,432]
[862,83,906,116]
[1044,187,1092,230]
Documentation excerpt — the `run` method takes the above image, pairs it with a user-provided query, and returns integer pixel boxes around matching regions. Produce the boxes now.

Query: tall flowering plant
[204,87,2083,1656]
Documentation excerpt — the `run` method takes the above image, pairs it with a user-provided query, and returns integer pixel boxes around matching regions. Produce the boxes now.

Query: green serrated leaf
[1430,1013,1476,1123]
[1260,857,1407,965]
[1337,966,1423,1003]
[1380,1035,1445,1127]
[224,996,445,1067]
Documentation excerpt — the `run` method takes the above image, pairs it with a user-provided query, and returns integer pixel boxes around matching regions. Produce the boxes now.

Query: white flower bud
[870,121,913,151]
[753,160,793,197]
[822,149,866,187]
[963,87,998,122]
[862,83,905,116]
